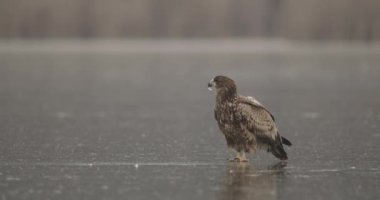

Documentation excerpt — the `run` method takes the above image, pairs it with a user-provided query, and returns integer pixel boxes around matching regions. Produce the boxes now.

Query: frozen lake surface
[0,40,379,199]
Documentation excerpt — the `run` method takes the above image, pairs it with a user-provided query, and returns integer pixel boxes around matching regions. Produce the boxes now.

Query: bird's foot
[228,157,249,162]
[228,152,249,162]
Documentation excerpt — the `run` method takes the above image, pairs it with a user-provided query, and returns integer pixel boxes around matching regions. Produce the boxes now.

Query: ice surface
[0,40,379,200]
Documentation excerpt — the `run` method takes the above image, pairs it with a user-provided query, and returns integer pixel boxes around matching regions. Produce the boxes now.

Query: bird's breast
[215,102,239,130]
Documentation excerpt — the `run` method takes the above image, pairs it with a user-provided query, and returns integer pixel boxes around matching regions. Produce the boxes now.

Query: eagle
[208,75,292,162]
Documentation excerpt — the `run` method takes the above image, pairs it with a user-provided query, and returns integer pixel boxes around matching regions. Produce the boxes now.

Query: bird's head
[208,75,237,97]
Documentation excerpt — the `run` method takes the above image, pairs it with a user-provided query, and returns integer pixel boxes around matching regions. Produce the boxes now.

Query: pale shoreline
[1,39,379,54]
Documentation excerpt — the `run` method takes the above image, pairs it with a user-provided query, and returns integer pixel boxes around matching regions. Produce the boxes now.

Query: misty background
[1,0,379,41]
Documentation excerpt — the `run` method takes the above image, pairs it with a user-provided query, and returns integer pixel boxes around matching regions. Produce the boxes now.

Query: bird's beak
[208,79,215,91]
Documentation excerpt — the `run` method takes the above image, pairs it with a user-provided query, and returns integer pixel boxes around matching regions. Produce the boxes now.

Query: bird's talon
[228,157,248,162]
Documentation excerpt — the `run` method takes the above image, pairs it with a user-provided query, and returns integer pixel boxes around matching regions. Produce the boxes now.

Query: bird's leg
[239,152,249,162]
[228,151,240,162]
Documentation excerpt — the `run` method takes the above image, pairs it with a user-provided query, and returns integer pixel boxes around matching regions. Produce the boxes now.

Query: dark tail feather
[281,136,292,146]
[271,144,288,160]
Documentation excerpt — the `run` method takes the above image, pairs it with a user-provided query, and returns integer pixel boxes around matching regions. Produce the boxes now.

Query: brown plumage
[208,75,291,162]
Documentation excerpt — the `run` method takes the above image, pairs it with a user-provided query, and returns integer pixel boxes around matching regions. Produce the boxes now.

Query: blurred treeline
[0,0,379,40]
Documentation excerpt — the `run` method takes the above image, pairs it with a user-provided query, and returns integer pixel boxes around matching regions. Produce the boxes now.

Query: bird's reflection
[217,161,287,200]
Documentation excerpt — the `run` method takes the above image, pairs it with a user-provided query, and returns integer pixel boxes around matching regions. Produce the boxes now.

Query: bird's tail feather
[281,136,292,146]
[271,144,288,160]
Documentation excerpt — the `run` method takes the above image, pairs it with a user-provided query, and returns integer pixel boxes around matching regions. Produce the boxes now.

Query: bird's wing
[236,95,278,141]
[237,95,275,121]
